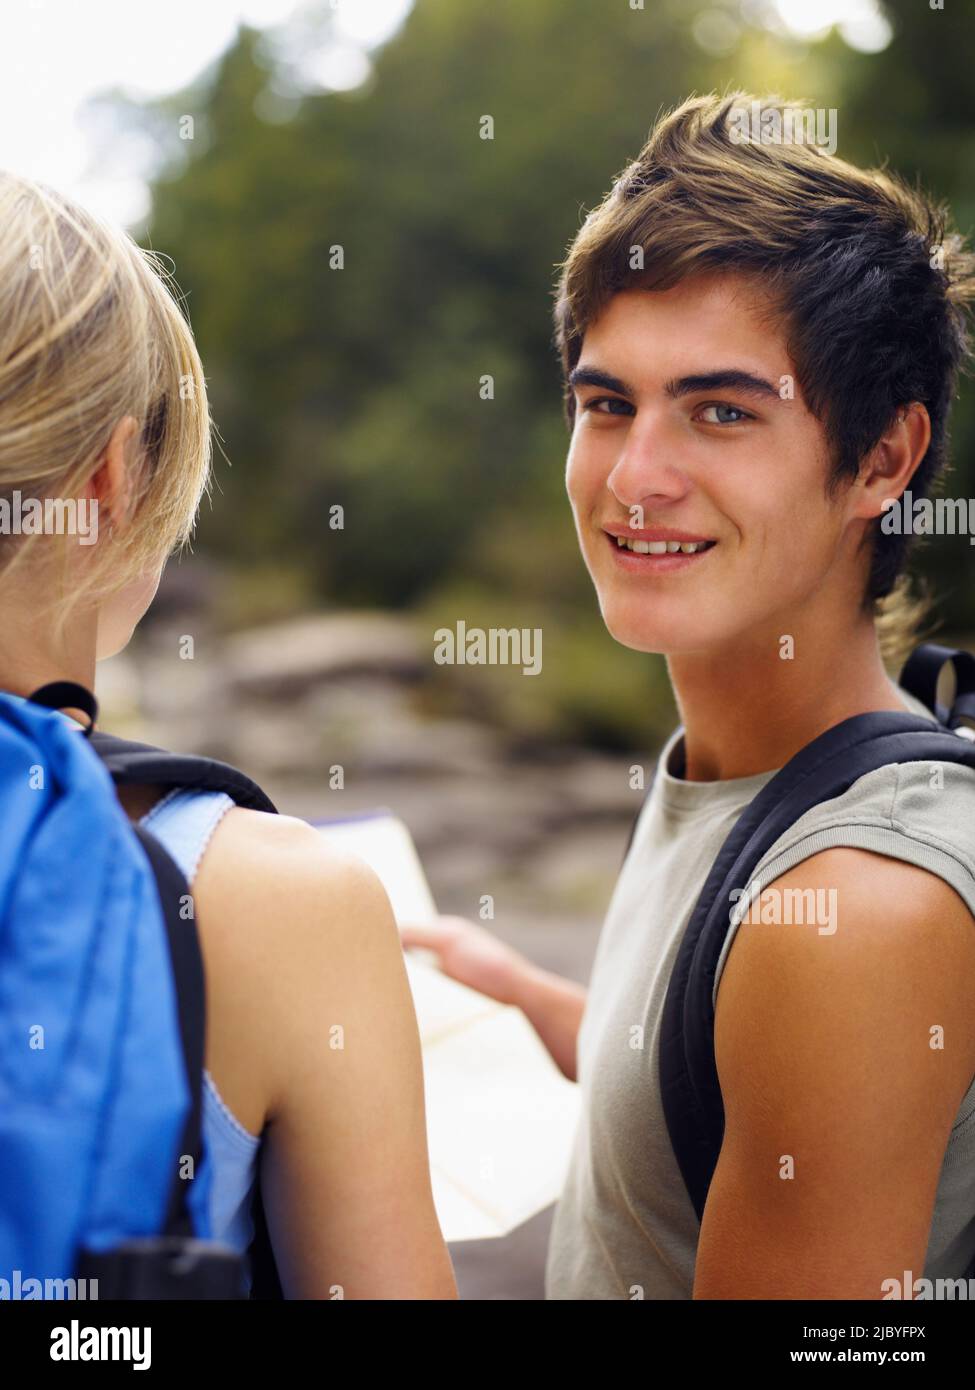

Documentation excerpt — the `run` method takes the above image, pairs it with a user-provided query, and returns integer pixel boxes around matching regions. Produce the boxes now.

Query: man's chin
[600,605,680,656]
[598,599,729,658]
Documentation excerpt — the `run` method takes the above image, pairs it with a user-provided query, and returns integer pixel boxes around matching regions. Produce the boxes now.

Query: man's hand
[400,916,587,1081]
[694,847,975,1300]
[400,915,533,1005]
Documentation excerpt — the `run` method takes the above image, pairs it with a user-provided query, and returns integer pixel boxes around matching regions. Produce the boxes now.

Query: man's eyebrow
[568,365,781,401]
[664,369,780,401]
[568,366,637,397]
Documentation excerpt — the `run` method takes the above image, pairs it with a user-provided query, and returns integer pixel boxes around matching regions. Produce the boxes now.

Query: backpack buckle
[76,1237,248,1299]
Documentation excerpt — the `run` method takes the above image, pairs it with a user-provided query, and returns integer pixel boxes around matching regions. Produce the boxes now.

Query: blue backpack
[0,681,279,1298]
[650,643,975,1259]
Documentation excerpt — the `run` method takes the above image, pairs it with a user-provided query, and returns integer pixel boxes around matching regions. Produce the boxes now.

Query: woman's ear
[855,402,932,520]
[86,415,141,534]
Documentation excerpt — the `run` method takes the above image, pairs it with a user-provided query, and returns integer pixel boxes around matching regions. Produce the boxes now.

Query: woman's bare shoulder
[198,806,390,922]
[189,806,401,1134]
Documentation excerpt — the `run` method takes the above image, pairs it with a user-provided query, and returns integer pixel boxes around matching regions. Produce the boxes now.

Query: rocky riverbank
[99,609,662,985]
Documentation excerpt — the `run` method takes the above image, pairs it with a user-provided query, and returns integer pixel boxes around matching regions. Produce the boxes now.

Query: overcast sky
[0,0,414,224]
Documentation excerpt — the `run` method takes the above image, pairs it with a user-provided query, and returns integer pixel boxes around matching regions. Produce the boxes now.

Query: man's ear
[854,402,932,520]
[85,416,141,533]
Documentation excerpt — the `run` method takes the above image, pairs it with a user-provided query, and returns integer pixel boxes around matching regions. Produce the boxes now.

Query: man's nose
[606,417,692,511]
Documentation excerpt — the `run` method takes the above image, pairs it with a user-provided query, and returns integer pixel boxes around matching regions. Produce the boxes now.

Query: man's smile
[601,522,719,571]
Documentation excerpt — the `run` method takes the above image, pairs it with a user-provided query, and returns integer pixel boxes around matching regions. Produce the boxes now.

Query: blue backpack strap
[659,707,975,1225]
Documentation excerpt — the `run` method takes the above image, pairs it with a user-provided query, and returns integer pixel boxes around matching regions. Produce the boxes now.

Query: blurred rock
[95,608,655,1010]
[223,613,425,697]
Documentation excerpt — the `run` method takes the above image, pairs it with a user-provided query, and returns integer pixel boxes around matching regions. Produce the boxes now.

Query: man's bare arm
[400,917,587,1081]
[694,847,975,1300]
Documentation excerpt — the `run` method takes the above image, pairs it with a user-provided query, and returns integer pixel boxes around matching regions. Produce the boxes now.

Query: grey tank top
[546,684,975,1299]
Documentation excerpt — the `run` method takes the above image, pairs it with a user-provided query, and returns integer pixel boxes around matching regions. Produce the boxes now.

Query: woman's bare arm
[192,808,457,1299]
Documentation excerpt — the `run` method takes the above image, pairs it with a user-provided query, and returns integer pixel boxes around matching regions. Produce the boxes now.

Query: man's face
[565,273,864,658]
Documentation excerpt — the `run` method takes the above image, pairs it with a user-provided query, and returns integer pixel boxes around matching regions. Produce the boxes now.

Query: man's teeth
[616,537,713,555]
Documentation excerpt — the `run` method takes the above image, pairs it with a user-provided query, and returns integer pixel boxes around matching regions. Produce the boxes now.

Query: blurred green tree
[127,0,973,742]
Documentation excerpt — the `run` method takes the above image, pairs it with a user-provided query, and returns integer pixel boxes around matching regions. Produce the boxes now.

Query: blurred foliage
[129,0,974,747]
[415,582,678,750]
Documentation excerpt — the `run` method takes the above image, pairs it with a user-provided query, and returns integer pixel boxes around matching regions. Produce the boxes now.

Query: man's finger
[399,920,451,951]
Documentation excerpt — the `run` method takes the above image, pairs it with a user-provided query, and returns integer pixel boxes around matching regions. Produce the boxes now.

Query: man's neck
[667,616,909,782]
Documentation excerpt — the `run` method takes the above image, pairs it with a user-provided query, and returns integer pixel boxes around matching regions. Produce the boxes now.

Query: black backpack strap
[659,711,975,1223]
[25,680,98,736]
[76,824,248,1297]
[27,687,283,1295]
[25,683,274,814]
[133,825,207,1242]
[88,730,283,1298]
[900,643,975,728]
[248,1180,284,1299]
[89,731,278,812]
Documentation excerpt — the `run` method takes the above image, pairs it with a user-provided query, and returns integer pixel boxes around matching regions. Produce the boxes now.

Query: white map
[315,810,580,1240]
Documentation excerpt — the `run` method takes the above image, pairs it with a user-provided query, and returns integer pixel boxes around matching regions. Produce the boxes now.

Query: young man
[405,93,975,1299]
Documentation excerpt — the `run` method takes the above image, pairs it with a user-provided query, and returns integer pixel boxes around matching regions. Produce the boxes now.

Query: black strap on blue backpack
[650,643,975,1238]
[28,683,284,1299]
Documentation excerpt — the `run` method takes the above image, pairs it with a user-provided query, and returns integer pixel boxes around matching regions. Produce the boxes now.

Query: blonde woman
[0,171,456,1300]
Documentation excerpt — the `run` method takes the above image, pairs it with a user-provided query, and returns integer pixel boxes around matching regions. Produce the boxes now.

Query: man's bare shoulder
[695,847,975,1297]
[716,846,975,1130]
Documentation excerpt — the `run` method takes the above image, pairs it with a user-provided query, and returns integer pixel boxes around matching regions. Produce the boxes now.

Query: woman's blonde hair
[0,170,211,619]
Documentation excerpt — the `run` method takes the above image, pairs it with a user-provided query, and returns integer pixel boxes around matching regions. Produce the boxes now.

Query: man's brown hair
[553,92,975,661]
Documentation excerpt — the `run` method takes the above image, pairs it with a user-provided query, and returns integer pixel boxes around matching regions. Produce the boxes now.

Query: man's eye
[696,402,751,425]
[583,396,633,416]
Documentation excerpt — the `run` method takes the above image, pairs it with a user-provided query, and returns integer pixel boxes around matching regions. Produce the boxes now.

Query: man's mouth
[601,526,719,572]
[612,536,716,555]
